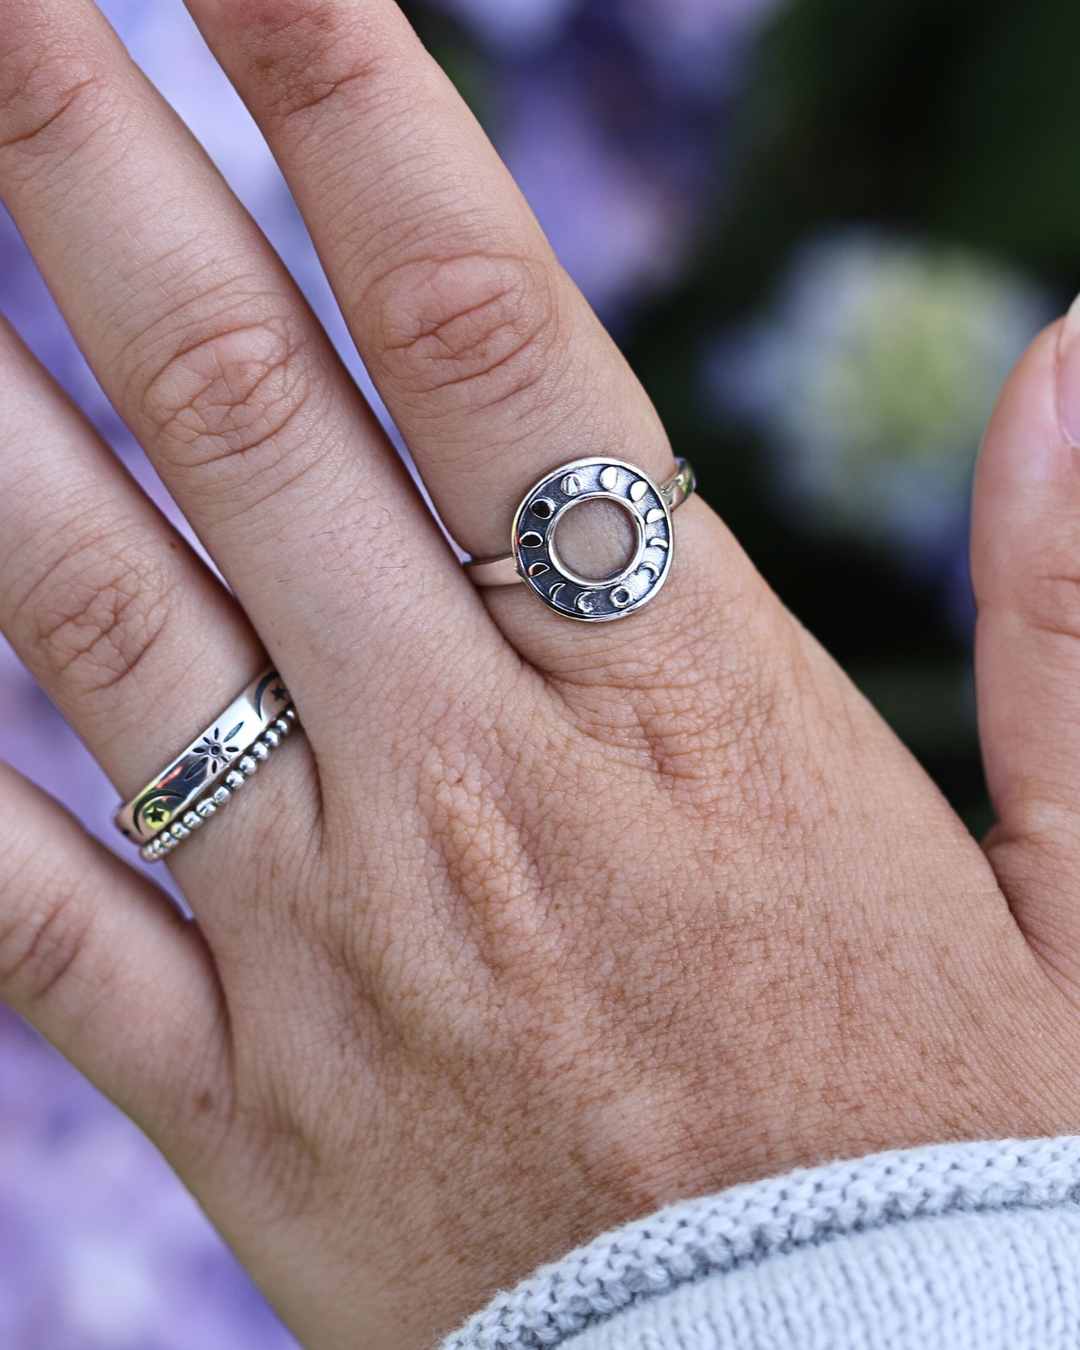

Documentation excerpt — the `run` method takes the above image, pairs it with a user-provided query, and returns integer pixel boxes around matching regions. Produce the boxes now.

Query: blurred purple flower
[0,1005,297,1350]
[434,0,783,322]
[439,0,578,50]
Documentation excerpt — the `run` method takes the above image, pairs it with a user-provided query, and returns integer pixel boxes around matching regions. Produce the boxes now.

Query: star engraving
[271,685,287,703]
[145,805,170,827]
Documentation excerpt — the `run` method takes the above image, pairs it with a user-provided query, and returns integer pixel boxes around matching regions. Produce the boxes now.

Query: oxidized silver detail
[140,708,297,862]
[510,458,680,622]
[465,458,695,615]
[115,666,294,845]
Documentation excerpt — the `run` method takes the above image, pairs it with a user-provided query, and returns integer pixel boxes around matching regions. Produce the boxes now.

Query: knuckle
[261,45,379,128]
[370,253,561,409]
[23,537,171,695]
[0,37,117,164]
[229,1,384,128]
[1019,570,1080,644]
[0,882,93,1008]
[136,313,316,470]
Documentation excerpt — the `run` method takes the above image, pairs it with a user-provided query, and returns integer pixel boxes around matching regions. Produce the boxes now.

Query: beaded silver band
[140,708,297,862]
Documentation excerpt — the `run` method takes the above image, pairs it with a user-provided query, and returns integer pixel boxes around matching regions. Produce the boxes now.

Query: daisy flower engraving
[183,721,245,783]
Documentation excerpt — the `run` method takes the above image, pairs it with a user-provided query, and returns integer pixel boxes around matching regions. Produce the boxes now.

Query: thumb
[975,310,1080,988]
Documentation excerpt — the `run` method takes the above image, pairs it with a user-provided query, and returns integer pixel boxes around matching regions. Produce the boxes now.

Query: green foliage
[932,0,1080,266]
[622,0,1080,822]
[752,0,1080,274]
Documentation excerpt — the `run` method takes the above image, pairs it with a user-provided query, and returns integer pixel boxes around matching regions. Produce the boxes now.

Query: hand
[0,2,1078,1347]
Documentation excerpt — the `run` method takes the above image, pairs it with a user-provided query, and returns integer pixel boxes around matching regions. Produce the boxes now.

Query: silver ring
[138,708,297,863]
[465,457,695,621]
[114,665,295,847]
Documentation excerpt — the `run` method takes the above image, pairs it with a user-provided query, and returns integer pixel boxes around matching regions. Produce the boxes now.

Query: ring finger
[0,311,262,801]
[0,0,515,890]
[0,0,490,756]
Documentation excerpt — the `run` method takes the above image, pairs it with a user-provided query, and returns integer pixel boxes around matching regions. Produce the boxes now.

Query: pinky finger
[0,759,230,1157]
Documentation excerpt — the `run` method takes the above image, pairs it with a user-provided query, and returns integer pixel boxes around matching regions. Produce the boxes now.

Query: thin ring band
[140,708,297,862]
[114,665,294,846]
[465,457,695,618]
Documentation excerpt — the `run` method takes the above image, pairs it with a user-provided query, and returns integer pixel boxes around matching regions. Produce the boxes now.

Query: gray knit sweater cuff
[441,1136,1080,1350]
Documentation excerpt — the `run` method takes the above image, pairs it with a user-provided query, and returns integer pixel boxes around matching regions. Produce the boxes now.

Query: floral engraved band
[114,666,296,852]
[465,457,695,621]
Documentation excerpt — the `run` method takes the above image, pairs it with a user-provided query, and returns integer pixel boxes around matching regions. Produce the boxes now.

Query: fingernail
[1057,293,1080,446]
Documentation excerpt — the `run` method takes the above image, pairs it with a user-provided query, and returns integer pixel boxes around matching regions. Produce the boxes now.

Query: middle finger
[183,0,743,680]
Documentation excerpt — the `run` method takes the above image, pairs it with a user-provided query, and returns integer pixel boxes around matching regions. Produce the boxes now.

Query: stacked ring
[114,665,298,861]
[140,709,297,862]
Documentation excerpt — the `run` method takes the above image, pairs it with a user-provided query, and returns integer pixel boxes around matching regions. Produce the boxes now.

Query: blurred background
[0,0,1076,1342]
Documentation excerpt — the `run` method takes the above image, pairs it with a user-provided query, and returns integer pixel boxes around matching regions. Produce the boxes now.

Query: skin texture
[0,1,1079,1346]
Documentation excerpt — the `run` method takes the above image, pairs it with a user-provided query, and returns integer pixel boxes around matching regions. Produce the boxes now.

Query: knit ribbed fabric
[441,1136,1080,1350]
[564,1202,1080,1348]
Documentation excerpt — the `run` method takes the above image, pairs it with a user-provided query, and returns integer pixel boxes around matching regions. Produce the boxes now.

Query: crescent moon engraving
[576,590,605,615]
[511,457,678,621]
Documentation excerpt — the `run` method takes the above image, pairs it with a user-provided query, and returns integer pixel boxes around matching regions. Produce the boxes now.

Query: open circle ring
[466,457,695,622]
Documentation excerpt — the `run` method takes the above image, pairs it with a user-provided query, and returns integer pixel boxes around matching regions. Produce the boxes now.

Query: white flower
[714,230,1055,554]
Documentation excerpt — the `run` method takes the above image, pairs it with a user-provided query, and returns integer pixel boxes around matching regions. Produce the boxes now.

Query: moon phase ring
[466,457,695,621]
[114,665,297,856]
